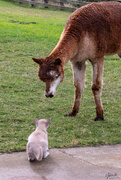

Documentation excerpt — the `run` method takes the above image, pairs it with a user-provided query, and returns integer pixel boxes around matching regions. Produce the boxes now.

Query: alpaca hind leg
[91,57,104,121]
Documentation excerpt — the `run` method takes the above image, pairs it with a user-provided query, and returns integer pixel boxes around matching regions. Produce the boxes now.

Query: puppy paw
[44,151,49,158]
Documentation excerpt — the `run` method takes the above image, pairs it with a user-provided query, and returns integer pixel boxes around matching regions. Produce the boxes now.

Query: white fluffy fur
[26,118,50,161]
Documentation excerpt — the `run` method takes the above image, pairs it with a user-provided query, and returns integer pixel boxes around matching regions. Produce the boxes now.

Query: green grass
[0,0,121,153]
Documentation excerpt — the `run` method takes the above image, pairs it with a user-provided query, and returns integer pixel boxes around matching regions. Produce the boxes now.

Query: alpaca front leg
[91,57,104,121]
[65,61,86,116]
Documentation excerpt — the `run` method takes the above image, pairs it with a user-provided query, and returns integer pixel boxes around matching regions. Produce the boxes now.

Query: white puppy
[26,118,50,161]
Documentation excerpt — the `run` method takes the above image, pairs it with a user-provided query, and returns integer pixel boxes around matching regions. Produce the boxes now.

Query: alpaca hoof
[94,117,104,121]
[64,113,76,117]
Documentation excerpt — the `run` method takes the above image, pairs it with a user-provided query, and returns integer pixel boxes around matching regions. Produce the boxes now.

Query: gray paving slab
[0,144,121,180]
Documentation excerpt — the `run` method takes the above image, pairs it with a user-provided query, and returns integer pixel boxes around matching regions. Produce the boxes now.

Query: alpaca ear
[32,58,43,65]
[55,58,62,65]
[34,118,39,126]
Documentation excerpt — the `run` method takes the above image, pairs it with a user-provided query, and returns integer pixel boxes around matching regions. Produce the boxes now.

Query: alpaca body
[33,2,121,120]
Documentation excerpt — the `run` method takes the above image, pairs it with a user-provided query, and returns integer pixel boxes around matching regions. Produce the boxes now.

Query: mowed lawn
[0,0,121,153]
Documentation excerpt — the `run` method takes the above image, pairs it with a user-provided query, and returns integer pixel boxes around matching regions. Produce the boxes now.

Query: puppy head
[34,118,50,130]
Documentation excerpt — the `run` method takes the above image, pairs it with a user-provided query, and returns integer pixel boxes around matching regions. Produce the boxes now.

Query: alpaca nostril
[45,93,54,98]
[49,94,54,98]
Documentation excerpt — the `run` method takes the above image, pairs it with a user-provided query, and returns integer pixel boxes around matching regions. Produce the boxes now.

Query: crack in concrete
[58,149,96,166]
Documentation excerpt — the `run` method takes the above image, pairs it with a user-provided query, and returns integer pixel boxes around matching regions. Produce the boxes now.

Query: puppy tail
[35,147,43,161]
[26,142,35,161]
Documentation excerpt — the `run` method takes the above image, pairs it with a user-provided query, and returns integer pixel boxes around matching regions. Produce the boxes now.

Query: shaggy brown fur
[32,1,121,121]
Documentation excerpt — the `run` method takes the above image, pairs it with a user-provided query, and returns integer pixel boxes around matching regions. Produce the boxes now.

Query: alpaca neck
[49,35,78,66]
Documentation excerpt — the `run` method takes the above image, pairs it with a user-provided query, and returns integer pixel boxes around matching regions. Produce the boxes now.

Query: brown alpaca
[32,1,121,121]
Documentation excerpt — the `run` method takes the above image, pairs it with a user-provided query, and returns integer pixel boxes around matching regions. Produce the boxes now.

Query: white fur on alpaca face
[26,118,50,161]
[45,76,61,97]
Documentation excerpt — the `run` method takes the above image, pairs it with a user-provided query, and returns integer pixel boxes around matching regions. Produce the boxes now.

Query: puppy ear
[46,119,50,128]
[54,58,61,65]
[32,58,43,65]
[34,118,39,126]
